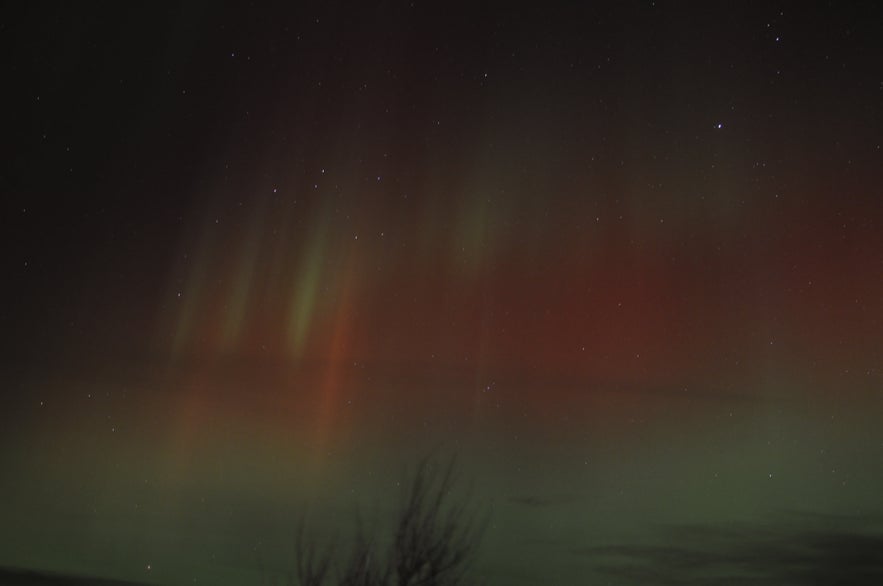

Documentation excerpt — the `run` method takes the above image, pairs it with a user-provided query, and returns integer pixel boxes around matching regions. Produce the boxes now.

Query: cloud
[508,493,580,508]
[0,566,149,586]
[574,513,883,585]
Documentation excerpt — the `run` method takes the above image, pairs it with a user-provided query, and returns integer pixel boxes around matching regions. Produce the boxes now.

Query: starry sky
[2,2,882,585]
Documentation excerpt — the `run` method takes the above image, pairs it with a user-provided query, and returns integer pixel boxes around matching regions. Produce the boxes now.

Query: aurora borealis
[3,3,882,584]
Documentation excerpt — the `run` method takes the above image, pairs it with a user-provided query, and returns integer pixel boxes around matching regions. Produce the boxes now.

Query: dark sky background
[2,2,882,585]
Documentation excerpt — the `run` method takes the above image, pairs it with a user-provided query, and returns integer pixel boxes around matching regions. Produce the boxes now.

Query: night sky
[2,2,882,584]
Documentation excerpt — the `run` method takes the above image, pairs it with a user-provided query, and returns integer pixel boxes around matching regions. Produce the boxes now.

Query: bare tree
[290,455,485,586]
[390,456,481,586]
[294,518,335,586]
